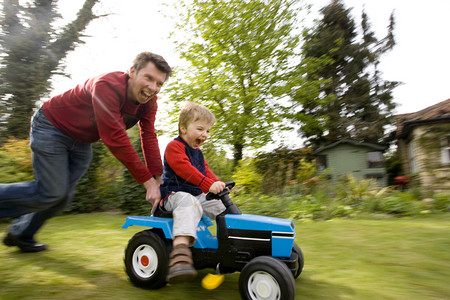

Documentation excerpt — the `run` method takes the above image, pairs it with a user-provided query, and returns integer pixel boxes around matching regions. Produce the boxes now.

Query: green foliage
[232,168,449,221]
[69,142,124,213]
[231,159,263,194]
[254,147,313,194]
[118,170,149,215]
[297,0,399,147]
[233,193,292,218]
[384,150,403,185]
[433,193,450,212]
[368,193,423,216]
[165,0,305,164]
[295,158,317,183]
[0,0,100,140]
[118,133,152,215]
[0,138,33,182]
[334,174,379,206]
[201,141,234,180]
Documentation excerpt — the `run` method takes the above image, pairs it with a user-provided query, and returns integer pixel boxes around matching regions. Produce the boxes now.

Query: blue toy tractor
[122,181,304,300]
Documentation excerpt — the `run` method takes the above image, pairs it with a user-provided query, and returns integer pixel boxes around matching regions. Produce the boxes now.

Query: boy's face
[180,119,212,149]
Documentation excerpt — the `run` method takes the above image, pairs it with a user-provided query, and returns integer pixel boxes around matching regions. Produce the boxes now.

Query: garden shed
[312,140,388,187]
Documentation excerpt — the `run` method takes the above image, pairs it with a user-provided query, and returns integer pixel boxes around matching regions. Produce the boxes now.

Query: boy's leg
[198,193,226,219]
[164,192,202,283]
[164,192,203,243]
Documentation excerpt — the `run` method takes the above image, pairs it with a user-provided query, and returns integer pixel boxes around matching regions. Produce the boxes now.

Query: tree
[164,0,305,165]
[0,0,101,140]
[294,0,399,148]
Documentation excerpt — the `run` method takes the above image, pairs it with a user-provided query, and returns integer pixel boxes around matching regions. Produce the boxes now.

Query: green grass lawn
[0,213,449,300]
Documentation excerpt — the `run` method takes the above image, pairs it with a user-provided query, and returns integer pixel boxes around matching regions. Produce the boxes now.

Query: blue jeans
[0,108,92,239]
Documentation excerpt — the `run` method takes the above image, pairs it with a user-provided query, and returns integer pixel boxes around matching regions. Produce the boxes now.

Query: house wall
[320,144,387,187]
[401,124,450,193]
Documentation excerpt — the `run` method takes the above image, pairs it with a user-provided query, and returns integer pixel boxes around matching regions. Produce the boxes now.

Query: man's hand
[208,181,226,194]
[143,176,162,214]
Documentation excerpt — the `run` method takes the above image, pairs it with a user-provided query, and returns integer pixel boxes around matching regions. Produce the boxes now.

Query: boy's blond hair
[178,102,216,134]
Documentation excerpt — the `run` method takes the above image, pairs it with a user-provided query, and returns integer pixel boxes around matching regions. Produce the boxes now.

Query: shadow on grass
[1,249,127,298]
[0,248,355,300]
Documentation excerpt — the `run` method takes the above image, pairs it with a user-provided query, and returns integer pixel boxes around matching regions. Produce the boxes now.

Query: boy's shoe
[3,233,47,252]
[166,244,197,283]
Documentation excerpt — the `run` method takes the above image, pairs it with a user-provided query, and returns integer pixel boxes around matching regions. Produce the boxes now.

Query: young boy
[159,101,226,283]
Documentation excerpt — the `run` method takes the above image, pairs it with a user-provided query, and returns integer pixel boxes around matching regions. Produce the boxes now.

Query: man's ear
[129,66,136,78]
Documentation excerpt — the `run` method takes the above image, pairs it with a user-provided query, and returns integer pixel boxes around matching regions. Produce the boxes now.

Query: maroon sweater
[42,71,162,184]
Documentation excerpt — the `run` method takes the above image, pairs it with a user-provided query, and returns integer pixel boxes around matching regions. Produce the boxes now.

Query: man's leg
[0,109,70,217]
[2,109,91,251]
[11,139,92,242]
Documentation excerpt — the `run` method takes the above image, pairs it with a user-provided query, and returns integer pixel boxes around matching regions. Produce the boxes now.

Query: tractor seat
[153,205,173,218]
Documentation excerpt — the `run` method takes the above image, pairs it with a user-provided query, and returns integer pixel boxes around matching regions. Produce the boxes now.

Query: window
[316,155,327,170]
[442,135,450,165]
[367,151,384,168]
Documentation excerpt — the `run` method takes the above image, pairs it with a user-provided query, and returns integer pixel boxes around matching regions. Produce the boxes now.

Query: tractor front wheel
[239,256,296,300]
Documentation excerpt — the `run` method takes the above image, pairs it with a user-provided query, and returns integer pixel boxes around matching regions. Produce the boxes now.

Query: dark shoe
[166,244,197,283]
[3,233,47,252]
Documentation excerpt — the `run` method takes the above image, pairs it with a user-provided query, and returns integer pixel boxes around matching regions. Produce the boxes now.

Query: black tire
[239,256,296,300]
[124,229,169,289]
[292,243,304,279]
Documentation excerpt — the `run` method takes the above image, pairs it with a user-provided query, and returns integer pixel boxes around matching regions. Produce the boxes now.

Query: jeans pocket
[32,108,54,129]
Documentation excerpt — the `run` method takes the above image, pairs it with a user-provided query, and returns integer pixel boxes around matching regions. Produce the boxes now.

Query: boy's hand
[209,181,226,194]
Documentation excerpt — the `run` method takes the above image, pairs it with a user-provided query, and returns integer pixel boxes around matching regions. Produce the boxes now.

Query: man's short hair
[133,52,173,81]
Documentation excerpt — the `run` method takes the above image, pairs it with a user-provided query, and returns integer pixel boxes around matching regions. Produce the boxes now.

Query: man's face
[128,61,167,104]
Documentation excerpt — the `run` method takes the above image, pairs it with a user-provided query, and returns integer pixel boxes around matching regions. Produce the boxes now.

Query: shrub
[232,159,263,195]
[0,138,33,182]
[233,193,292,218]
[433,193,450,212]
[335,174,379,207]
[231,167,450,221]
[368,193,422,216]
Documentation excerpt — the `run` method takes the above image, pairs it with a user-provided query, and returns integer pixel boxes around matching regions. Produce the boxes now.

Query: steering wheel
[206,181,235,200]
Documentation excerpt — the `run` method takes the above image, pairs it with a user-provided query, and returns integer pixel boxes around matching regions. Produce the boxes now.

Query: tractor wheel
[124,229,169,289]
[239,256,296,300]
[292,243,304,278]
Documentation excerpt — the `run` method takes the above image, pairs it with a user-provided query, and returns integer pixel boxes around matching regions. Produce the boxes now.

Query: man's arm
[90,81,154,184]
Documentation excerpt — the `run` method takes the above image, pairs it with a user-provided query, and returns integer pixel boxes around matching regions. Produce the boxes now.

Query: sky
[52,0,450,150]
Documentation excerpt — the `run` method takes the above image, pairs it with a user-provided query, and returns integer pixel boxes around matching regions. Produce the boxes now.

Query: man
[0,52,172,252]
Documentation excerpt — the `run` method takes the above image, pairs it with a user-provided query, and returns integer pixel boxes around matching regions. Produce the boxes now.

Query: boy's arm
[165,140,217,193]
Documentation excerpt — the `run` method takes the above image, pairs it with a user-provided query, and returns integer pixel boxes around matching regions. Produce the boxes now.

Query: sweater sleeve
[90,81,153,184]
[165,141,216,193]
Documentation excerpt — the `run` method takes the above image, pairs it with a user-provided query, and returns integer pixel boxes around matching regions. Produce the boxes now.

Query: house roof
[312,139,386,155]
[396,98,450,138]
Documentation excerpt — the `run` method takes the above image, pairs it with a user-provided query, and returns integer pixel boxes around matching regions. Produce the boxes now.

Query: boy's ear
[179,125,186,135]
